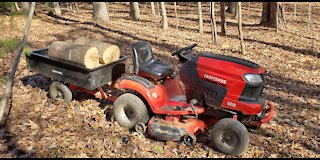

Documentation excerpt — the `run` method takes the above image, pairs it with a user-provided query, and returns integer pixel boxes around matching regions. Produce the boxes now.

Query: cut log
[74,36,120,64]
[48,41,100,69]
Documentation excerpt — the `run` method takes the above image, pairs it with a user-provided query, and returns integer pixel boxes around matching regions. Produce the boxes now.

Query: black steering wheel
[172,43,197,61]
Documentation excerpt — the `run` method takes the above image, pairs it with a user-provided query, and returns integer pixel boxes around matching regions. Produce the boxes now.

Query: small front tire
[210,118,249,156]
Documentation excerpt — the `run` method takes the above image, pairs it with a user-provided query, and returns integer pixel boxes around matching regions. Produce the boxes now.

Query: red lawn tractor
[112,41,275,155]
[26,41,275,156]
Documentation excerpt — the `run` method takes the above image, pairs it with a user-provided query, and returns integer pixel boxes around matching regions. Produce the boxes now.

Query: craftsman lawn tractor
[112,41,275,155]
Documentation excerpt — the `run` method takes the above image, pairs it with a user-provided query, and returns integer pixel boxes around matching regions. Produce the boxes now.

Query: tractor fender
[118,76,158,111]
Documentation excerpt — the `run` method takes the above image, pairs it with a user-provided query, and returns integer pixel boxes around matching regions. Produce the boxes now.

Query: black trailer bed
[26,48,127,90]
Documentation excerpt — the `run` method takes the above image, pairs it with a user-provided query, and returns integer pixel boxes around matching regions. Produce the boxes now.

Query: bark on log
[48,41,100,69]
[74,37,120,64]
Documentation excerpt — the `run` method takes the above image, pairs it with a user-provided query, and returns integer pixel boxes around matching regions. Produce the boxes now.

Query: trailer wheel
[49,81,72,103]
[113,93,150,130]
[210,118,249,156]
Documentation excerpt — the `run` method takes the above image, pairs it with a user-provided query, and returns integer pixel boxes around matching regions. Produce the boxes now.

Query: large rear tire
[49,81,72,103]
[113,93,150,130]
[210,118,249,156]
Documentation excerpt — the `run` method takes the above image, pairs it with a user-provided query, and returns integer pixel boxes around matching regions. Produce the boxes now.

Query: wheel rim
[124,105,136,121]
[220,130,238,148]
[135,123,146,133]
[56,88,64,99]
[183,135,195,146]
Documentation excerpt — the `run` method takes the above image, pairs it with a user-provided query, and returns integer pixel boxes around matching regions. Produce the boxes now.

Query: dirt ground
[0,2,319,158]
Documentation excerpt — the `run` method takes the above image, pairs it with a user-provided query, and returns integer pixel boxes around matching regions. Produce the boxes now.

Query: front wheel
[113,93,150,130]
[210,118,249,156]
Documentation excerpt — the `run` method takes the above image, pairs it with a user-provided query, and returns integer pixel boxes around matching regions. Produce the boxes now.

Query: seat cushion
[138,61,173,80]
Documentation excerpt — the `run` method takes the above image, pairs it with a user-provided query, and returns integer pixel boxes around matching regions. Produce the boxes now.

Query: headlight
[243,74,263,84]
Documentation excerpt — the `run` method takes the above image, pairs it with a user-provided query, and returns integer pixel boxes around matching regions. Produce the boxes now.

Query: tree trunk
[156,2,160,16]
[130,2,140,21]
[160,2,168,30]
[198,2,203,34]
[238,2,244,54]
[93,2,109,23]
[294,3,296,20]
[308,3,312,30]
[74,36,120,64]
[105,2,109,21]
[220,2,226,36]
[48,41,100,69]
[14,2,20,11]
[150,2,156,16]
[226,2,237,15]
[174,2,178,29]
[210,2,218,44]
[53,2,61,16]
[0,2,36,124]
[260,2,286,29]
[20,2,30,11]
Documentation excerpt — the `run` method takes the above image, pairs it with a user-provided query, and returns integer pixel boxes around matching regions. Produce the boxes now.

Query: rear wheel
[49,81,72,103]
[113,93,150,130]
[210,118,249,156]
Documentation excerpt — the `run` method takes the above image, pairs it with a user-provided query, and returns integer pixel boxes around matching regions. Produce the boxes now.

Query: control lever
[189,99,198,118]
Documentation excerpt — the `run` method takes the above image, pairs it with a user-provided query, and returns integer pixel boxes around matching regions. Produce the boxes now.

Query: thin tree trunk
[14,2,20,11]
[174,2,178,29]
[20,2,30,11]
[238,2,244,54]
[308,2,312,30]
[210,2,218,44]
[0,2,36,124]
[156,2,160,16]
[105,2,109,21]
[53,2,61,16]
[150,2,156,16]
[220,2,226,36]
[294,3,296,20]
[198,2,203,34]
[160,2,168,30]
[130,2,140,21]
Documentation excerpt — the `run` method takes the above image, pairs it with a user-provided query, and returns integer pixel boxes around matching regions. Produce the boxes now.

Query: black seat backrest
[131,41,155,72]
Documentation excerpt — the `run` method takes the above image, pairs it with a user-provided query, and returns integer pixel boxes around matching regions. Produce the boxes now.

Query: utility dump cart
[26,48,127,102]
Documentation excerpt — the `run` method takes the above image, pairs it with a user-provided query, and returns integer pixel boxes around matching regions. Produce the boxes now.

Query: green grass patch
[0,38,32,58]
[0,38,20,53]
[153,145,164,153]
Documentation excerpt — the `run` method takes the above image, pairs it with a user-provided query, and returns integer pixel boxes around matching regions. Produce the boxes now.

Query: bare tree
[93,2,109,23]
[210,2,218,44]
[20,2,30,11]
[53,2,61,16]
[308,2,312,30]
[150,2,156,16]
[198,2,203,34]
[174,2,178,29]
[130,2,140,21]
[160,2,168,29]
[226,2,237,15]
[0,2,36,124]
[105,2,109,21]
[14,2,20,11]
[238,2,244,54]
[294,3,297,20]
[156,2,160,16]
[220,2,226,36]
[260,2,286,29]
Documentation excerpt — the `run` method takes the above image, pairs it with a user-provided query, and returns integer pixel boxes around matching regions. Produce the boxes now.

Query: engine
[179,52,267,116]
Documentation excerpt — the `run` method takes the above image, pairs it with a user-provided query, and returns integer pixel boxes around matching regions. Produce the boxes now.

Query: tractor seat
[131,41,174,80]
